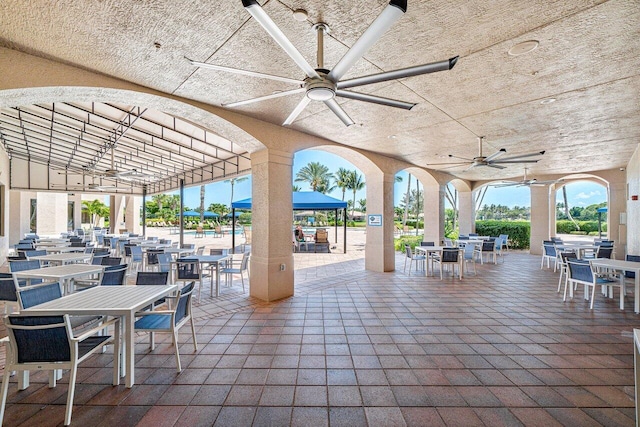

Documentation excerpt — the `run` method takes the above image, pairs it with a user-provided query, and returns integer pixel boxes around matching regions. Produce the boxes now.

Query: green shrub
[238,213,252,224]
[556,220,606,234]
[475,220,530,249]
[394,235,423,251]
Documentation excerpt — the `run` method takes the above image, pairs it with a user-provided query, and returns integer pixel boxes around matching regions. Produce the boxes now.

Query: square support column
[458,191,475,236]
[109,195,125,234]
[365,172,396,272]
[530,185,551,255]
[125,196,142,234]
[249,149,294,301]
[423,184,445,245]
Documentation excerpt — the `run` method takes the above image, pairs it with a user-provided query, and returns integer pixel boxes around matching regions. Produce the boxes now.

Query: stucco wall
[627,145,640,256]
[0,146,9,265]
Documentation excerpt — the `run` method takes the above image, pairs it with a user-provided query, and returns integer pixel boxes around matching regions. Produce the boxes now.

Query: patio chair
[145,249,164,271]
[566,260,623,310]
[462,243,477,275]
[293,232,309,252]
[403,245,425,276]
[130,245,144,272]
[100,256,122,266]
[134,281,197,372]
[475,240,497,264]
[9,260,42,287]
[242,229,252,252]
[209,248,227,256]
[557,252,578,292]
[436,248,462,279]
[195,226,205,238]
[156,253,173,274]
[498,234,509,252]
[444,238,454,247]
[136,271,169,286]
[214,226,223,238]
[0,314,120,426]
[314,228,330,253]
[196,246,206,256]
[541,242,558,271]
[91,253,109,265]
[24,249,46,258]
[420,241,435,247]
[0,273,19,314]
[220,252,250,293]
[174,258,210,302]
[109,237,119,256]
[93,247,110,255]
[181,243,195,250]
[99,264,128,286]
[624,255,640,286]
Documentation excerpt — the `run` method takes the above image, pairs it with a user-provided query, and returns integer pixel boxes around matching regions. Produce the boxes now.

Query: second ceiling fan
[190,0,458,126]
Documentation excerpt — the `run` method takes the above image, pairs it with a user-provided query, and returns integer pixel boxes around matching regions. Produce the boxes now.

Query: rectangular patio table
[23,285,177,388]
[590,259,640,313]
[43,246,86,254]
[180,255,230,296]
[415,246,463,278]
[556,243,599,259]
[13,263,104,294]
[28,252,91,266]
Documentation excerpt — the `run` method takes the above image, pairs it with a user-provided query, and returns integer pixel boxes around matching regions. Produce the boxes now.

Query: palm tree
[224,176,249,207]
[334,167,351,201]
[295,162,332,192]
[402,174,412,229]
[82,199,110,227]
[292,185,302,192]
[346,170,365,218]
[199,185,205,224]
[152,194,170,212]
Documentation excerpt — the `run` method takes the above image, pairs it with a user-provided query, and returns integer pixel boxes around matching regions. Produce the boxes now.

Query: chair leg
[113,322,121,386]
[172,329,182,373]
[590,284,596,309]
[190,317,198,352]
[150,332,156,351]
[557,267,564,292]
[0,369,11,426]
[64,365,78,426]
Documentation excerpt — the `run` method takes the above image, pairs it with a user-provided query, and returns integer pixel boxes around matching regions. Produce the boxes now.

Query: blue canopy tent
[181,210,219,218]
[597,206,607,239]
[231,191,349,253]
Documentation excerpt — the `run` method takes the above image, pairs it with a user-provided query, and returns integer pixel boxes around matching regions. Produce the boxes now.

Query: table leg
[216,263,221,297]
[635,275,640,314]
[125,312,134,388]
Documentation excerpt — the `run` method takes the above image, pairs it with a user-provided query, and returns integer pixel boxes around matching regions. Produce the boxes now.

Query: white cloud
[574,190,601,199]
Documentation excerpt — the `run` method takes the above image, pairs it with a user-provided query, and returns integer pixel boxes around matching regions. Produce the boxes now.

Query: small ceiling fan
[92,146,155,182]
[189,0,458,126]
[491,167,564,187]
[428,137,546,172]
[52,172,119,192]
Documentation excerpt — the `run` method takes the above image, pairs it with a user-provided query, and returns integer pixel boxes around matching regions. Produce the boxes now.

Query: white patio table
[28,252,91,266]
[590,258,640,313]
[13,264,104,294]
[415,246,464,277]
[23,285,177,388]
[180,255,231,296]
[43,246,86,254]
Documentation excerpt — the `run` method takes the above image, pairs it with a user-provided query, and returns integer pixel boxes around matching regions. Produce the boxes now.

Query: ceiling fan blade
[283,97,311,126]
[448,154,474,162]
[484,148,507,163]
[224,87,306,108]
[338,56,459,89]
[486,164,507,169]
[335,90,415,110]
[491,160,540,164]
[324,99,355,127]
[427,161,469,166]
[496,150,546,162]
[188,59,303,85]
[328,0,407,82]
[491,182,518,187]
[462,164,476,172]
[242,0,319,79]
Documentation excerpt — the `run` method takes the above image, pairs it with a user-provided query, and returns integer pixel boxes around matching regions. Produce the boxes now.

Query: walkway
[1,250,637,426]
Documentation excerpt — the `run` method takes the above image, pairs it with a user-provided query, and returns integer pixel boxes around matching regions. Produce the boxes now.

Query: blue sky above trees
[174,150,606,210]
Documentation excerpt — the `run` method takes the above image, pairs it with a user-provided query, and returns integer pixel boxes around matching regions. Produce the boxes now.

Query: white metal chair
[403,245,425,276]
[436,248,462,279]
[220,253,250,293]
[565,260,624,309]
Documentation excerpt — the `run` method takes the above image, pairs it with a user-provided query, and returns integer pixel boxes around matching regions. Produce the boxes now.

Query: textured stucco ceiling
[0,0,638,182]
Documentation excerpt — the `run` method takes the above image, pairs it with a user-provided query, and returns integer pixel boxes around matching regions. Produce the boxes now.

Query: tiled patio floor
[1,250,637,426]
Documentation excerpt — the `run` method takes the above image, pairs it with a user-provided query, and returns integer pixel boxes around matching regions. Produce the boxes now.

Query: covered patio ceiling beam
[1,136,97,167]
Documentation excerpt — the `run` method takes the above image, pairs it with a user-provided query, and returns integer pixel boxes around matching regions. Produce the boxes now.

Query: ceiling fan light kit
[193,1,458,126]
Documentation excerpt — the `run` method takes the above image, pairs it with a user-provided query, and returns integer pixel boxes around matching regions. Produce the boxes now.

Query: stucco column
[423,183,445,245]
[69,193,83,232]
[609,180,626,259]
[125,196,141,234]
[36,192,68,236]
[548,186,558,238]
[458,190,474,235]
[365,171,395,272]
[530,185,551,255]
[9,190,33,245]
[109,195,125,233]
[249,148,294,301]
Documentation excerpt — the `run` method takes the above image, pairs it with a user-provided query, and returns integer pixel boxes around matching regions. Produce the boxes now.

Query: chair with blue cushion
[145,249,164,271]
[99,264,128,286]
[129,245,144,272]
[436,248,462,279]
[475,240,497,264]
[134,281,197,372]
[541,242,558,271]
[174,259,209,302]
[462,244,477,275]
[625,255,640,285]
[100,256,122,266]
[136,271,169,286]
[9,260,42,287]
[91,253,109,265]
[0,273,19,314]
[566,260,624,309]
[0,314,120,426]
[156,253,173,274]
[557,252,578,292]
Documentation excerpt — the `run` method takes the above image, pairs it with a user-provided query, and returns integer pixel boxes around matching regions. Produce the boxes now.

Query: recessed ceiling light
[388,135,397,139]
[292,9,308,21]
[508,40,539,56]
[540,98,556,104]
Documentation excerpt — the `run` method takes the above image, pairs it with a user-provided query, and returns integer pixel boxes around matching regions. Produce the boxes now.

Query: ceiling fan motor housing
[305,69,336,101]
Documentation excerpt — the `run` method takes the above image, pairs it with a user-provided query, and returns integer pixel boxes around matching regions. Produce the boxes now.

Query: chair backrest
[181,244,195,249]
[9,259,41,273]
[110,237,119,249]
[93,247,110,255]
[70,242,87,247]
[18,282,63,309]
[69,237,83,243]
[240,253,250,270]
[244,230,252,244]
[124,244,136,257]
[626,255,640,278]
[543,240,554,245]
[595,240,614,247]
[458,235,469,240]
[156,253,173,273]
[560,252,578,263]
[6,315,71,363]
[444,238,454,247]
[100,264,128,286]
[596,246,613,259]
[19,239,35,245]
[209,249,226,255]
[91,254,109,265]
[482,241,495,252]
[196,246,205,255]
[567,260,593,283]
[463,244,475,259]
[103,236,112,247]
[136,271,169,286]
[146,249,164,265]
[420,241,435,247]
[25,250,47,258]
[101,256,122,266]
[131,245,143,261]
[15,243,35,251]
[543,244,556,257]
[174,281,195,324]
[404,245,412,259]
[441,248,459,263]
[0,273,18,302]
[96,234,105,245]
[176,259,201,280]
[316,229,329,243]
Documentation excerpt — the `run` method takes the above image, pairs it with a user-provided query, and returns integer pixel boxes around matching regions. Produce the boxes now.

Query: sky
[172,150,607,210]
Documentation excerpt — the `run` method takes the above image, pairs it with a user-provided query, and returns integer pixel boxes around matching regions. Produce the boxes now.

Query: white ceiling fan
[491,167,564,188]
[93,146,155,182]
[53,171,119,192]
[428,137,546,172]
[189,0,458,126]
